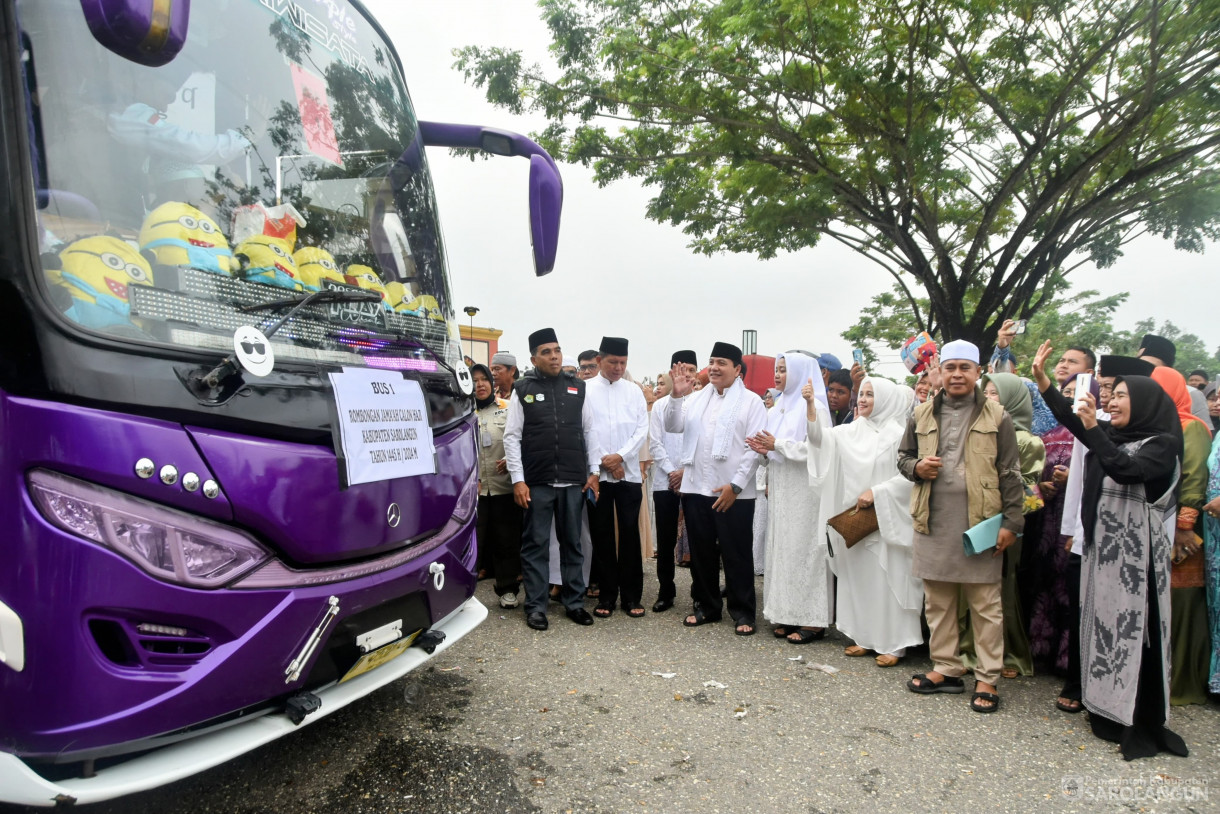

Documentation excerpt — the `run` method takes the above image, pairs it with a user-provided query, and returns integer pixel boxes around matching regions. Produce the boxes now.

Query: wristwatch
[730,483,742,495]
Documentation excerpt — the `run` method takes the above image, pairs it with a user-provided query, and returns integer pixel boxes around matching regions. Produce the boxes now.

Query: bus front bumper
[0,596,487,807]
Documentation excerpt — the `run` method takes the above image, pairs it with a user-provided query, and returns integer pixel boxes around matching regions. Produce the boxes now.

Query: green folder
[963,513,1003,556]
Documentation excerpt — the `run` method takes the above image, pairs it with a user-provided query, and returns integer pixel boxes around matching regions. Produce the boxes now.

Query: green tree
[456,0,1220,348]
[845,279,1220,377]
[1106,319,1220,375]
[842,276,1129,368]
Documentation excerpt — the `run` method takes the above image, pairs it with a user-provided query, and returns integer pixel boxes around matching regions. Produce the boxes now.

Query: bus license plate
[338,629,421,684]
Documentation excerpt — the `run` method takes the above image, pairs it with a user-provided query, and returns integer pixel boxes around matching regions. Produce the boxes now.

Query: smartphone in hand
[1074,373,1093,412]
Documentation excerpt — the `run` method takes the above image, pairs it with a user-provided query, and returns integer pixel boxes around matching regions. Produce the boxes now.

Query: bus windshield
[20,0,459,371]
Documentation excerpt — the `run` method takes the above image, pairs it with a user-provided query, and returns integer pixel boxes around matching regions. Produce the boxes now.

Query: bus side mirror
[80,0,190,67]
[528,155,561,276]
[418,122,564,277]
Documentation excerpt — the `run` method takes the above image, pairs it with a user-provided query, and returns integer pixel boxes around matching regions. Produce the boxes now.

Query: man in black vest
[503,328,600,630]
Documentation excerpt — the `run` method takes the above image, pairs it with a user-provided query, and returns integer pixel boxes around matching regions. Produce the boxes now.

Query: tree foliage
[1103,319,1220,375]
[845,278,1220,375]
[455,0,1220,347]
[843,276,1130,365]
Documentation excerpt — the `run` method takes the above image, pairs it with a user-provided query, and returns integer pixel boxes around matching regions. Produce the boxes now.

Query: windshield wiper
[179,288,464,406]
[239,287,384,341]
[239,287,384,313]
[394,333,459,383]
[244,289,459,381]
[247,290,461,384]
[181,288,383,404]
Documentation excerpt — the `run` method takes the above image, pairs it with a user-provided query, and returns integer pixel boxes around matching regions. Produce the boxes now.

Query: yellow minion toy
[138,202,234,275]
[385,280,444,321]
[344,264,390,310]
[49,236,154,329]
[235,235,302,291]
[295,246,344,292]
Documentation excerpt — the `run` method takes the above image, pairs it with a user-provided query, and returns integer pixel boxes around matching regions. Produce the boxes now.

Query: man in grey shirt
[896,340,1024,713]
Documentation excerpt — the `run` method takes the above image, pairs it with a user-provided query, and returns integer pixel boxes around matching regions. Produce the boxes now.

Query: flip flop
[683,608,720,627]
[787,628,825,645]
[874,654,903,668]
[844,645,869,657]
[1055,697,1084,714]
[735,621,756,636]
[907,673,966,694]
[970,691,1000,713]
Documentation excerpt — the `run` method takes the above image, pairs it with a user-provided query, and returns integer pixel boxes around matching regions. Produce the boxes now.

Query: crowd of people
[469,323,1219,761]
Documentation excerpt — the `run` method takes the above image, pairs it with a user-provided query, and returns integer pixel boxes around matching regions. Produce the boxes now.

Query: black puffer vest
[514,370,587,486]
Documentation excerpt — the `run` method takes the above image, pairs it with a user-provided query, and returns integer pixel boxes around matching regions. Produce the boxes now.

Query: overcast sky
[364,0,1217,380]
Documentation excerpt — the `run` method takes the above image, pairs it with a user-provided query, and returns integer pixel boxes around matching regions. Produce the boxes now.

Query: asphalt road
[5,569,1218,813]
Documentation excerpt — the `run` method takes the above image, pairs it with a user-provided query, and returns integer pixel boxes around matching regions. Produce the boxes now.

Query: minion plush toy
[235,235,302,291]
[47,236,155,329]
[344,264,391,310]
[138,202,234,275]
[295,246,344,292]
[385,280,444,321]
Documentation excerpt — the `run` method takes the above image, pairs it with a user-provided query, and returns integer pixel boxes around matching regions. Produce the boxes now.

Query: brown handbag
[826,505,879,548]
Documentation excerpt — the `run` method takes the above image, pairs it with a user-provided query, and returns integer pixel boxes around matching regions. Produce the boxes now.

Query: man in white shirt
[585,337,650,618]
[651,349,697,611]
[665,342,768,635]
[503,328,600,631]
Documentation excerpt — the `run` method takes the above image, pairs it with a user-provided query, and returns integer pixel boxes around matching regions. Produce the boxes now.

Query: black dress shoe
[566,607,595,626]
[652,598,674,612]
[526,612,548,631]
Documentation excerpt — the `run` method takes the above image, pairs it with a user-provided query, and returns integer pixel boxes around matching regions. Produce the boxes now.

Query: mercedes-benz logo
[386,502,401,527]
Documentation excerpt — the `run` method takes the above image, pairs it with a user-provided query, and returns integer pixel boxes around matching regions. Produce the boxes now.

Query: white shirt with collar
[584,373,649,483]
[503,382,600,486]
[649,394,685,480]
[663,383,767,498]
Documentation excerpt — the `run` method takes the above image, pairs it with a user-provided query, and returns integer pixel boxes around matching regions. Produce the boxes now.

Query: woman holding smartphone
[1031,341,1187,760]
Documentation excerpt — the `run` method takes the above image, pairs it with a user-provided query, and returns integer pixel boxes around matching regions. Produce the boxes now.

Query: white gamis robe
[807,378,924,654]
[763,352,834,628]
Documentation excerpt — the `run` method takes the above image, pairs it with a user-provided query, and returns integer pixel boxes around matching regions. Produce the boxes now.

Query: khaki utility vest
[909,392,1005,534]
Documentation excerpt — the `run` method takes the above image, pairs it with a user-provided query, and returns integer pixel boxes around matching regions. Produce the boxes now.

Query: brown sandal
[874,654,902,668]
[844,645,869,657]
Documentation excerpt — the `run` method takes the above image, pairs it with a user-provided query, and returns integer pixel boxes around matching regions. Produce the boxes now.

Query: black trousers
[681,494,755,623]
[1061,552,1082,701]
[476,493,523,596]
[588,480,644,608]
[653,488,681,601]
[521,485,586,614]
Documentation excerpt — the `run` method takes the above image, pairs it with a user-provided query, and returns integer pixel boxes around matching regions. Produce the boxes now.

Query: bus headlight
[451,461,478,523]
[28,469,269,588]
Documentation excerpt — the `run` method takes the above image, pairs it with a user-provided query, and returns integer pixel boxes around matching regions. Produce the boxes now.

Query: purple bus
[0,0,561,805]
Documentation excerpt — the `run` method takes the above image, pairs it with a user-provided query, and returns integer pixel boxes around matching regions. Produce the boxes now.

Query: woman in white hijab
[805,375,924,666]
[747,351,833,643]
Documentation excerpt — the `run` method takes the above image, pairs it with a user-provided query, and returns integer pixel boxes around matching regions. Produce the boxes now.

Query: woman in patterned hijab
[1032,341,1186,760]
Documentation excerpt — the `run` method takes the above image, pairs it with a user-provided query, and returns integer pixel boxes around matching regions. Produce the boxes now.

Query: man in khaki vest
[896,340,1024,713]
